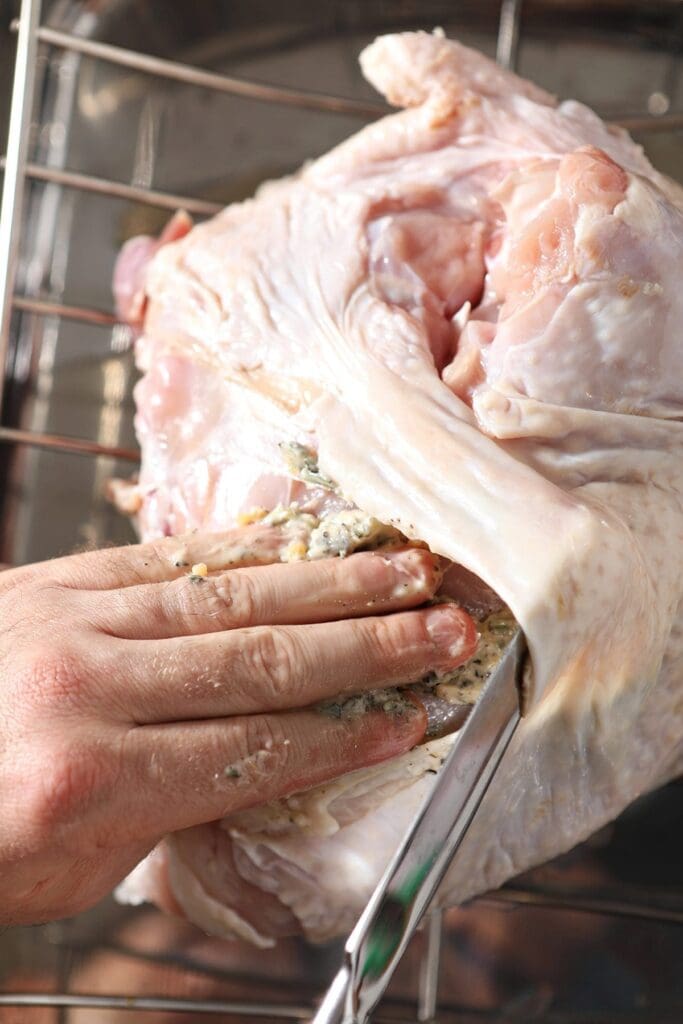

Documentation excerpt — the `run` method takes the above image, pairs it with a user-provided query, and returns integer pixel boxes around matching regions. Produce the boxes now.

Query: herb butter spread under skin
[263,498,517,735]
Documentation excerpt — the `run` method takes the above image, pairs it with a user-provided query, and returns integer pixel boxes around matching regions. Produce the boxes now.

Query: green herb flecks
[279,442,337,490]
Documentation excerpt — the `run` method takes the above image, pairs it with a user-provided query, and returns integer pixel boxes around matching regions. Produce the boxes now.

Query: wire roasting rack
[1,0,682,1019]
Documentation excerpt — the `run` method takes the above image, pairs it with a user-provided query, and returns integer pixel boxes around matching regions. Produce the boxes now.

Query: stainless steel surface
[415,910,442,1023]
[0,0,41,419]
[316,634,525,1024]
[1,0,682,1020]
[495,0,522,70]
[12,157,224,215]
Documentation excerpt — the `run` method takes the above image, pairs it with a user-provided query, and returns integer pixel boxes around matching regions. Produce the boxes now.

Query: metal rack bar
[493,886,683,925]
[1,158,224,216]
[615,112,683,134]
[0,0,42,419]
[0,425,139,461]
[496,0,523,70]
[16,23,388,119]
[417,910,443,1023]
[0,991,670,1024]
[0,993,312,1017]
[12,295,121,326]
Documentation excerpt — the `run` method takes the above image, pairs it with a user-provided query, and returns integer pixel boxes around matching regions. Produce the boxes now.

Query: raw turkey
[113,30,683,945]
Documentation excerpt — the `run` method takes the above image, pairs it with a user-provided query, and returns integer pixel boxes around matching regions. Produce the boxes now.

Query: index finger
[88,546,443,640]
[41,523,295,591]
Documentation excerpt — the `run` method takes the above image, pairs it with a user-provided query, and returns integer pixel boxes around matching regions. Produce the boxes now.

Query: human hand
[0,526,475,925]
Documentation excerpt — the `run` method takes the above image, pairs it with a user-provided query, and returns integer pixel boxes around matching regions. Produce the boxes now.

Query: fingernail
[424,605,474,665]
[410,691,472,738]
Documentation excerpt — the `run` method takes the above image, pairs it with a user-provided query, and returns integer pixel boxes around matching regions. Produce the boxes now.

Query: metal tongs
[312,629,527,1024]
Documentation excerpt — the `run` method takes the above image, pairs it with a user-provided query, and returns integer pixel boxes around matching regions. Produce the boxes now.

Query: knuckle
[360,609,432,673]
[25,742,104,836]
[363,613,406,666]
[164,570,258,631]
[409,609,436,650]
[319,553,351,585]
[318,551,391,601]
[213,570,259,626]
[159,577,209,626]
[243,714,289,758]
[231,715,293,788]
[343,551,394,595]
[16,647,89,712]
[237,627,304,700]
